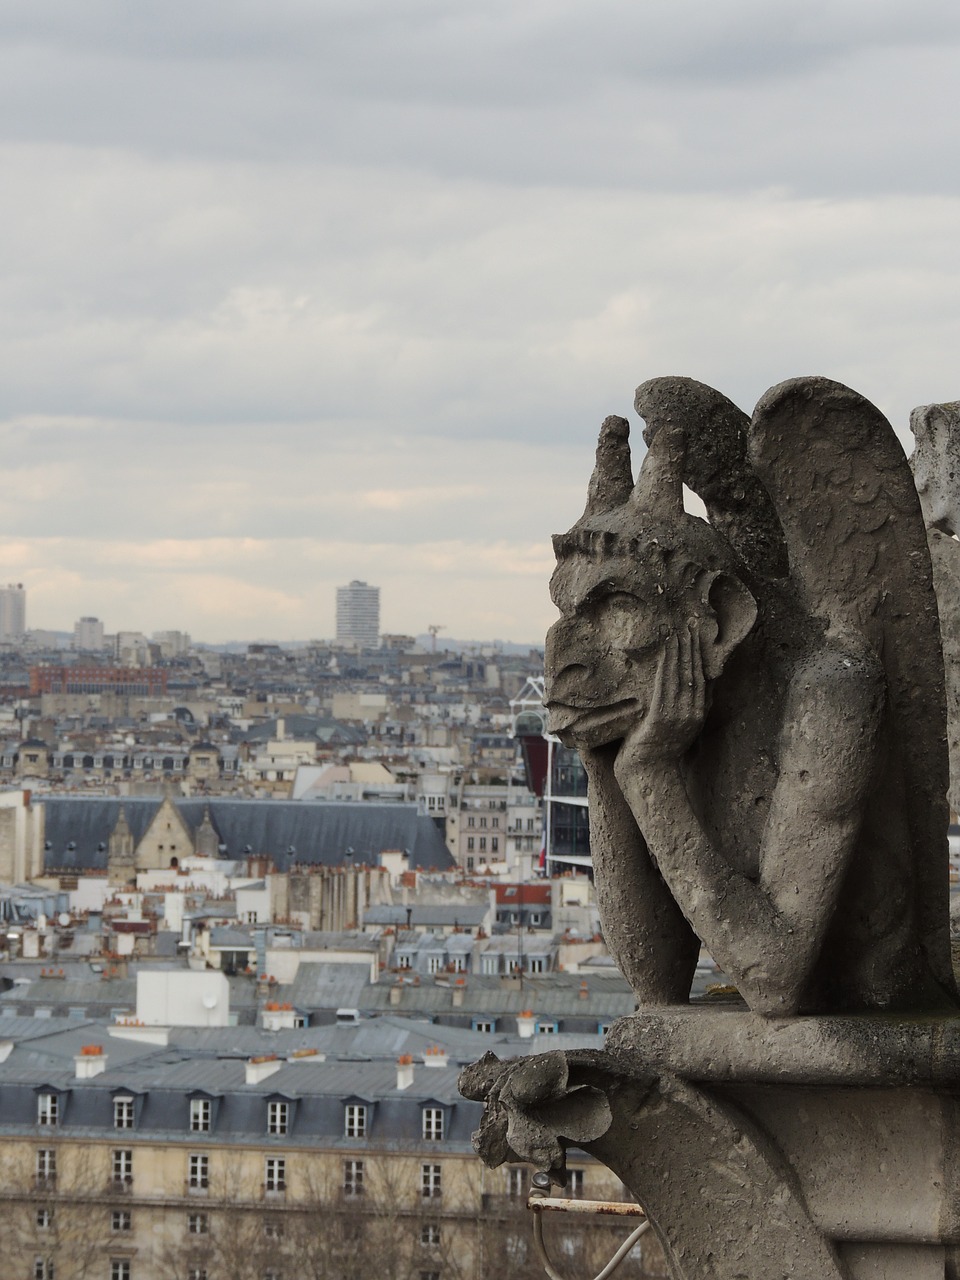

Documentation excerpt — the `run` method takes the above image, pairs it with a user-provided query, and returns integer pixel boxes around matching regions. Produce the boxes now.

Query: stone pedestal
[591,1006,960,1279]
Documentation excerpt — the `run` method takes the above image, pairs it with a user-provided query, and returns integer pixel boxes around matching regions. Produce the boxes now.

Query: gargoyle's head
[544,418,757,748]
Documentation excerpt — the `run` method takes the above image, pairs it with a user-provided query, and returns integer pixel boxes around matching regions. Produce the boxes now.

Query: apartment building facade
[0,1023,664,1279]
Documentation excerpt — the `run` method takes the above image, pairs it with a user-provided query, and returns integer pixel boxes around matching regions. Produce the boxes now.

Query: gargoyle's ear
[701,572,757,679]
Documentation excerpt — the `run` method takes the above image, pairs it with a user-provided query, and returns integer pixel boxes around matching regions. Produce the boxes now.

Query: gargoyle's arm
[616,641,884,1015]
[582,745,699,1003]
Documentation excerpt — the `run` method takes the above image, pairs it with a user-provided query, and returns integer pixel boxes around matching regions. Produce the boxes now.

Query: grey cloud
[1,3,959,638]
[0,4,958,197]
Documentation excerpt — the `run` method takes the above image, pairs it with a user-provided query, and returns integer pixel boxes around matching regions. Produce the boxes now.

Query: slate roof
[238,715,367,746]
[41,797,454,872]
[0,1020,484,1148]
[355,972,636,1022]
[363,904,489,928]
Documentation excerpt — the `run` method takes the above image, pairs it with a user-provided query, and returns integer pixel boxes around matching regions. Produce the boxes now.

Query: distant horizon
[16,627,546,656]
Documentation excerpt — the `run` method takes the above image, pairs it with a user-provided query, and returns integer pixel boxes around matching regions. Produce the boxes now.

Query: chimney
[452,977,465,1008]
[245,1054,283,1085]
[423,1045,448,1069]
[396,1054,414,1090]
[75,1045,107,1078]
[517,1010,536,1039]
[389,981,403,1006]
[579,979,589,1000]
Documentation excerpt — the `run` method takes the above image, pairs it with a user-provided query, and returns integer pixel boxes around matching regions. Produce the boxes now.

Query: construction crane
[428,624,445,653]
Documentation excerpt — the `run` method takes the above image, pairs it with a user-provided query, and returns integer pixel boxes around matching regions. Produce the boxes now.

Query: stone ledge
[605,1003,960,1086]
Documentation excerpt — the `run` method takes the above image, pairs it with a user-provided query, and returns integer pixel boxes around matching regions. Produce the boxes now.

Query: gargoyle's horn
[581,416,634,518]
[630,423,685,516]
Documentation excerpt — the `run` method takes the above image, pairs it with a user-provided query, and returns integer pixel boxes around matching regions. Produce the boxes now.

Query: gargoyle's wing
[635,375,789,580]
[748,376,952,993]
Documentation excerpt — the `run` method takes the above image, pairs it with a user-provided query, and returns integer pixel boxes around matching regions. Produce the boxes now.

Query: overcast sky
[2,1,959,644]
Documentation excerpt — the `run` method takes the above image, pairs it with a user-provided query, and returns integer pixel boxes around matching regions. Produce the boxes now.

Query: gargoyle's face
[544,551,672,749]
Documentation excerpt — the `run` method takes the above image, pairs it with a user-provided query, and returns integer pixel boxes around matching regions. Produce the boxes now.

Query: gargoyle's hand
[614,623,707,780]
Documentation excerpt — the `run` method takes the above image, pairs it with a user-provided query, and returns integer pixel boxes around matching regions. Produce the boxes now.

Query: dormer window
[422,1107,444,1142]
[37,1093,58,1127]
[114,1096,135,1130]
[190,1098,211,1132]
[345,1104,367,1139]
[268,1101,288,1136]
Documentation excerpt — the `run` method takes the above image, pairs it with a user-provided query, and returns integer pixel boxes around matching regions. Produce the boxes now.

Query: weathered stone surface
[462,377,960,1280]
[461,1019,960,1279]
[910,400,960,816]
[544,376,955,1017]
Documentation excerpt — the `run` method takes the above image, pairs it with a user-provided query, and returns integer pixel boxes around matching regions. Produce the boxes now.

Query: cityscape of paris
[1,2,959,1278]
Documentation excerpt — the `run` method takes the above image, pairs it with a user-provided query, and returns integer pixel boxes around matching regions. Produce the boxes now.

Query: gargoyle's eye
[595,590,638,614]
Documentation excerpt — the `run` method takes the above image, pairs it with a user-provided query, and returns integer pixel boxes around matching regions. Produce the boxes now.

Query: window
[568,1169,584,1197]
[37,1093,59,1126]
[529,957,546,975]
[479,817,487,828]
[112,1210,131,1232]
[421,1163,442,1198]
[529,912,542,926]
[466,837,475,852]
[426,955,442,974]
[114,1097,134,1130]
[265,1158,286,1193]
[467,817,475,828]
[398,953,412,969]
[527,818,535,831]
[188,1213,209,1235]
[508,1167,527,1198]
[420,1272,441,1280]
[420,1223,441,1247]
[36,1208,52,1229]
[188,1154,209,1190]
[479,838,486,852]
[112,1149,133,1184]
[492,816,499,828]
[491,838,499,853]
[267,1101,288,1135]
[190,1098,211,1132]
[34,1261,54,1280]
[110,1264,130,1280]
[188,1270,207,1280]
[345,1104,367,1138]
[422,1107,444,1141]
[472,1019,494,1033]
[466,857,474,871]
[343,1159,364,1197]
[263,1218,283,1239]
[536,1019,558,1034]
[36,1149,56,1185]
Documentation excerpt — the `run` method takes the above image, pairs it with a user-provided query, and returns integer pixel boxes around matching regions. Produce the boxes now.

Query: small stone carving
[543,376,956,1016]
[910,400,960,816]
[459,1049,620,1184]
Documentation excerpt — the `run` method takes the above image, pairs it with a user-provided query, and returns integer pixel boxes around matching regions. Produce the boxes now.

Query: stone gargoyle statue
[462,378,960,1280]
[910,399,960,817]
[543,376,957,1017]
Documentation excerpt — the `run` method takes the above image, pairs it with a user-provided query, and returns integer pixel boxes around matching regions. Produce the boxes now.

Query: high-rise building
[73,616,105,651]
[336,580,380,649]
[0,583,25,643]
[152,629,192,658]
